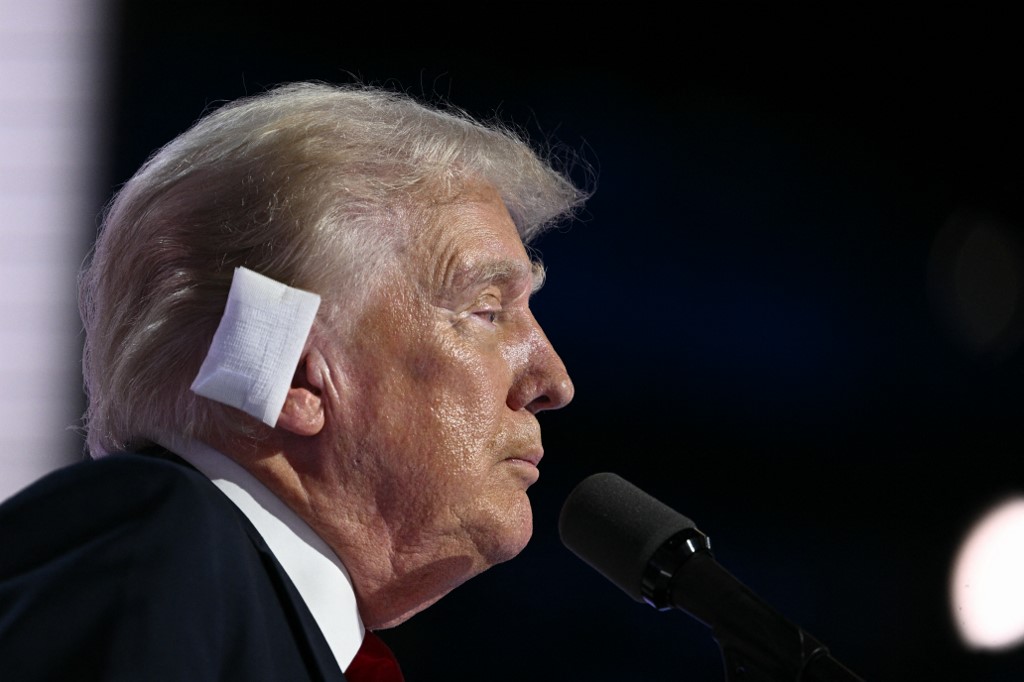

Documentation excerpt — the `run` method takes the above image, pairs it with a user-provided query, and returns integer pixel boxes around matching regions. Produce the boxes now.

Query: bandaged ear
[191,267,321,427]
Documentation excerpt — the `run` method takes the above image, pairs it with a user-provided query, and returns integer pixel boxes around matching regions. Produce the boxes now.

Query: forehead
[410,186,535,292]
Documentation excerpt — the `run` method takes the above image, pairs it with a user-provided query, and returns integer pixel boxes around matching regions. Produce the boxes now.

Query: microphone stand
[643,531,866,682]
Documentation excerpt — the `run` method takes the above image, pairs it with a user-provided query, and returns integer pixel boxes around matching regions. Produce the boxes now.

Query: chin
[475,500,534,566]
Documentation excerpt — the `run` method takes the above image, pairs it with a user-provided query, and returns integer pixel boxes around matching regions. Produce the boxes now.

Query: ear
[275,349,326,436]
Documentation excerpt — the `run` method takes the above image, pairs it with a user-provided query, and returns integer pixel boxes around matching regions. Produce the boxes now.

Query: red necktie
[346,631,405,682]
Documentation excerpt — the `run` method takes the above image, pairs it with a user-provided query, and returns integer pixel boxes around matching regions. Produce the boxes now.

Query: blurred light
[950,497,1024,650]
[0,0,112,500]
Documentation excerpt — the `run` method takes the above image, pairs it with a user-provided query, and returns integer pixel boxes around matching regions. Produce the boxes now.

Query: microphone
[558,472,865,682]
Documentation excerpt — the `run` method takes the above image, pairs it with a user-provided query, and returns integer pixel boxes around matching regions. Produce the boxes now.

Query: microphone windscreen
[558,472,697,602]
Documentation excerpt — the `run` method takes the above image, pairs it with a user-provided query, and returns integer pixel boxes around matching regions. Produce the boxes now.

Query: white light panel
[0,0,111,501]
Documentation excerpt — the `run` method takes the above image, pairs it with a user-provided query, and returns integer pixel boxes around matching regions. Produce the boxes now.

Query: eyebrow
[449,259,547,296]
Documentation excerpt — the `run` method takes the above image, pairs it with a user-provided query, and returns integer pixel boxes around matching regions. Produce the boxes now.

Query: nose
[527,366,574,413]
[507,320,575,414]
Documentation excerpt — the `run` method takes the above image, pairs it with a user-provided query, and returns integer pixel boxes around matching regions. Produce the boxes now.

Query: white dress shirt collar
[156,437,365,673]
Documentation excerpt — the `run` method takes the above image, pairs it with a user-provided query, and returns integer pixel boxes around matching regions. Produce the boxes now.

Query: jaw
[354,548,484,629]
[351,488,535,629]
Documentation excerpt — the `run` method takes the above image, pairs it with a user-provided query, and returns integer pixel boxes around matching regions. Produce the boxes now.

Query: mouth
[505,450,543,467]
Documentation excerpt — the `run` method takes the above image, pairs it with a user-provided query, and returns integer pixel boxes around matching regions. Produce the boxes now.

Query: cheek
[419,352,507,467]
[373,334,509,470]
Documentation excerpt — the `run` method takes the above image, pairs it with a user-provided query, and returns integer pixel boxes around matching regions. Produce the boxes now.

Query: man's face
[328,184,573,588]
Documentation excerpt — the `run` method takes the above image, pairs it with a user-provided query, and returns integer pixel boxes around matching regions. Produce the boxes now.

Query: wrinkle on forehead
[404,183,541,302]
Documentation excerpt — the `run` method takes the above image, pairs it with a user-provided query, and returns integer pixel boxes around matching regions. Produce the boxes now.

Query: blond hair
[79,81,589,456]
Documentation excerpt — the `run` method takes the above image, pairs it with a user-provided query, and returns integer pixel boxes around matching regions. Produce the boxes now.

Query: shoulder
[0,453,243,571]
[1,451,214,511]
[0,453,277,680]
[2,450,217,508]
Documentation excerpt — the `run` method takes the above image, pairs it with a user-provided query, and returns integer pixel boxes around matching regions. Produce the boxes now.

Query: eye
[475,309,499,325]
[472,294,501,326]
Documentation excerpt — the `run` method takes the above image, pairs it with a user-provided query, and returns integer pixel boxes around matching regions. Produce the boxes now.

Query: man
[0,81,588,680]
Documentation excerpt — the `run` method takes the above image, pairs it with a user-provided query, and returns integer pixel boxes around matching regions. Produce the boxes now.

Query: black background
[96,5,1024,680]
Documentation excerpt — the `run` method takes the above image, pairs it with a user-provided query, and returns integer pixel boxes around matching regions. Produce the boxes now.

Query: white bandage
[191,266,321,427]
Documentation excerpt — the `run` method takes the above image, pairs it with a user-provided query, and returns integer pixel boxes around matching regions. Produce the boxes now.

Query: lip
[505,449,543,467]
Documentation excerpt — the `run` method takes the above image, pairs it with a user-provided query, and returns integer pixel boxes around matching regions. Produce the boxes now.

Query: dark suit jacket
[0,451,347,681]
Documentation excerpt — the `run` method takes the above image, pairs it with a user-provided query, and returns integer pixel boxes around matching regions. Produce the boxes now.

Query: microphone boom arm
[647,529,865,682]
